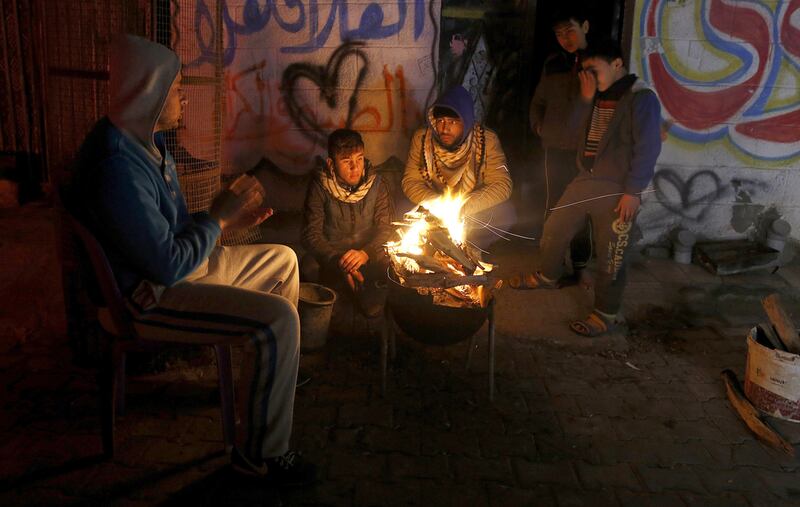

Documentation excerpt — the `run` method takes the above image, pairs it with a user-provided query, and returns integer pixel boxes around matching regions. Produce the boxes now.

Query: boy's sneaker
[231,447,316,486]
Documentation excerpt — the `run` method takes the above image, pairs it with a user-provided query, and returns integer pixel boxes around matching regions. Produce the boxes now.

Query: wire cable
[543,147,551,224]
[462,188,655,243]
[548,189,656,212]
[465,214,537,241]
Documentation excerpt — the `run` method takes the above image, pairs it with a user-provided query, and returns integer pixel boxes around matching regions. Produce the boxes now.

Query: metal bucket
[298,282,337,351]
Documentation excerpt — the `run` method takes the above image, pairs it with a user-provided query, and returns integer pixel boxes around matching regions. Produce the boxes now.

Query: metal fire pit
[387,272,489,346]
[381,269,496,401]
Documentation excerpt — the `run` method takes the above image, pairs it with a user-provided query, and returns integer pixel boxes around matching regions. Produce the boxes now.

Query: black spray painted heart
[653,169,724,222]
[281,40,370,145]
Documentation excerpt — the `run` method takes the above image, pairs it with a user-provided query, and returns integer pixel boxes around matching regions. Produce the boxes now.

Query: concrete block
[637,465,707,494]
[389,454,449,479]
[451,456,512,482]
[512,459,579,488]
[575,461,642,491]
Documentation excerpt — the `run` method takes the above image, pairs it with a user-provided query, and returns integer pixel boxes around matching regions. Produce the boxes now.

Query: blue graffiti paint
[187,0,425,66]
[414,0,425,39]
[285,0,407,54]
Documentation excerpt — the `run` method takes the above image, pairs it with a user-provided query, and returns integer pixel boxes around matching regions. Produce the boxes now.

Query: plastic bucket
[298,282,337,351]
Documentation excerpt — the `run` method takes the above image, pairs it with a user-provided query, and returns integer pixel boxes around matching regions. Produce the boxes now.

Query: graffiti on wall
[190,0,429,65]
[438,3,527,134]
[637,0,800,162]
[639,166,775,240]
[177,0,439,174]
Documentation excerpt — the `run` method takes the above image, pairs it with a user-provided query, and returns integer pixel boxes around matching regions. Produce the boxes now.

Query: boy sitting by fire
[402,85,514,252]
[302,129,394,318]
[509,40,662,337]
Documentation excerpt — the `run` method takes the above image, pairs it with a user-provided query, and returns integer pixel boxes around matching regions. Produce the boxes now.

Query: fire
[385,190,498,308]
[420,189,467,245]
[386,189,468,273]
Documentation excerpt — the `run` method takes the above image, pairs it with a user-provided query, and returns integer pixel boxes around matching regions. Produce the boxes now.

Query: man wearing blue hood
[72,35,313,484]
[402,85,514,250]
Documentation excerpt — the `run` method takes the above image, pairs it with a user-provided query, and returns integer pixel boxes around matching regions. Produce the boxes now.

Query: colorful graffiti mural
[636,0,800,162]
[176,0,439,175]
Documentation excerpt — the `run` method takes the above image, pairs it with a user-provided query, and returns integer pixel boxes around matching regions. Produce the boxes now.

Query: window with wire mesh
[162,0,261,245]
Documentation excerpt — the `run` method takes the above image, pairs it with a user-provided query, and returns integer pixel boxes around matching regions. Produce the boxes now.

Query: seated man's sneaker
[231,447,316,486]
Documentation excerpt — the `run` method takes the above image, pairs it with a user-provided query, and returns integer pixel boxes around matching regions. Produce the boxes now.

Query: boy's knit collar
[597,73,637,101]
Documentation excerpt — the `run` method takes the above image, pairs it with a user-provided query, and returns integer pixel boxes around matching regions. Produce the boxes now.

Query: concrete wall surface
[632,0,800,244]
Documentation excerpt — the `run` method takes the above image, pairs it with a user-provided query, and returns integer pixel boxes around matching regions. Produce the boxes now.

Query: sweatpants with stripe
[538,178,634,315]
[128,243,300,461]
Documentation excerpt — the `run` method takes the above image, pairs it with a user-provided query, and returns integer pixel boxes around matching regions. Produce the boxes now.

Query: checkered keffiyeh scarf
[320,163,376,203]
[420,122,484,195]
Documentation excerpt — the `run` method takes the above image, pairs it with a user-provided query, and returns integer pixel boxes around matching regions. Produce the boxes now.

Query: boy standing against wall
[528,7,593,287]
[511,40,662,337]
[303,129,394,318]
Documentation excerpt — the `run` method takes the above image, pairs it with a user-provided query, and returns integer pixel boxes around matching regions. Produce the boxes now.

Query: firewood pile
[385,206,501,309]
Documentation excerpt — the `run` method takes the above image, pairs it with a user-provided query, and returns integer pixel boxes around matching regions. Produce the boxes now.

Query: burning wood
[426,226,479,275]
[385,193,499,308]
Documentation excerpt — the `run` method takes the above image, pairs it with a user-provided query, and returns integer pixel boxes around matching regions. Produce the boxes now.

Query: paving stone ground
[3,206,800,506]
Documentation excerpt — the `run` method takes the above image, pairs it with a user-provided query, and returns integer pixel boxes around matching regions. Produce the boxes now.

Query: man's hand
[339,249,369,274]
[578,70,597,102]
[209,174,271,230]
[345,270,366,292]
[614,194,640,223]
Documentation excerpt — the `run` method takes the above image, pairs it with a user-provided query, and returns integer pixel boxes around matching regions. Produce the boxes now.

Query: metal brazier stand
[381,269,496,401]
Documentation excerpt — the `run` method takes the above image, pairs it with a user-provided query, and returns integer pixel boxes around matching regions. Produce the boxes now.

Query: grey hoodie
[73,35,220,294]
[109,34,180,160]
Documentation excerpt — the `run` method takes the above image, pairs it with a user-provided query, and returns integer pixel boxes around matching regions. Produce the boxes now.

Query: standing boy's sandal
[508,271,558,290]
[569,311,623,337]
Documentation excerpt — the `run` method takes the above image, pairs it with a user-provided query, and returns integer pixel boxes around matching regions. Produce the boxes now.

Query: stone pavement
[3,205,800,506]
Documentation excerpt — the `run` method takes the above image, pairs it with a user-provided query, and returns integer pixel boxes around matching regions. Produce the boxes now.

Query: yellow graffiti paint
[764,59,800,111]
[659,0,743,83]
[664,134,800,168]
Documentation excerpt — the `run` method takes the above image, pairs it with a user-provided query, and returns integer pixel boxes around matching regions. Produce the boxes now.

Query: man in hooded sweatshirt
[71,34,313,484]
[402,85,514,251]
[509,40,662,338]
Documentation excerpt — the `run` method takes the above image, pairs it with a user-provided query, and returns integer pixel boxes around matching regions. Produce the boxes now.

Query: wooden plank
[395,253,449,274]
[695,240,780,275]
[762,294,800,354]
[400,272,492,289]
[760,323,788,352]
[427,228,478,275]
[721,369,795,456]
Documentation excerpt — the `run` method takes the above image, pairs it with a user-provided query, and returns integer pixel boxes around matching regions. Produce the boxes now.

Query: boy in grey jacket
[303,129,394,318]
[529,7,592,286]
[511,40,662,337]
